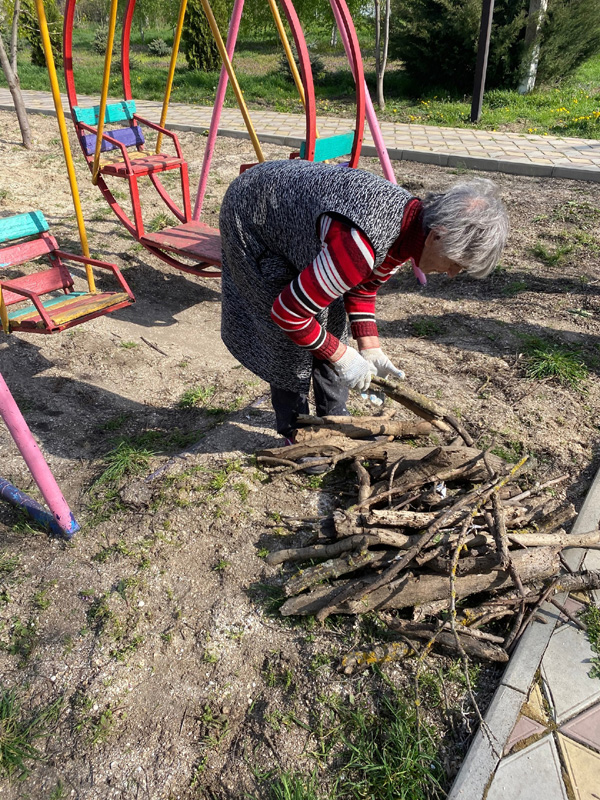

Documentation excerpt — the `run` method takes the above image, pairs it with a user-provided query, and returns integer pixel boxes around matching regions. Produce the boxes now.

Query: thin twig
[141,336,168,356]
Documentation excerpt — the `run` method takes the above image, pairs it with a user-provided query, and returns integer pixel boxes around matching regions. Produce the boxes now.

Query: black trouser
[270,358,349,439]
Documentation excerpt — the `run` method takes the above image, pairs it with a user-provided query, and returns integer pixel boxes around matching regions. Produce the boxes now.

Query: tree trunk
[374,0,382,110]
[518,0,548,94]
[330,25,337,48]
[10,0,20,74]
[0,16,31,149]
[376,0,391,111]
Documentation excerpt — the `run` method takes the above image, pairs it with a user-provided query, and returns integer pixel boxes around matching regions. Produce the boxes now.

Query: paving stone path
[2,87,600,181]
[2,88,600,798]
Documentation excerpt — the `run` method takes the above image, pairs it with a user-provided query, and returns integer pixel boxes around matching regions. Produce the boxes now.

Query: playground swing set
[61,0,371,277]
[1,0,422,538]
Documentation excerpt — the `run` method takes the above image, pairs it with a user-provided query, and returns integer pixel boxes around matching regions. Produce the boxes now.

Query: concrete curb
[447,461,600,800]
[3,102,600,183]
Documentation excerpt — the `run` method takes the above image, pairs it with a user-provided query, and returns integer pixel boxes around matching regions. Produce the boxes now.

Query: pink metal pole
[193,0,246,221]
[329,0,426,285]
[0,372,79,537]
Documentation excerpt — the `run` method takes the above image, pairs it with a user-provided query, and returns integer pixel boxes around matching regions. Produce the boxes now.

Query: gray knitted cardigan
[220,160,413,393]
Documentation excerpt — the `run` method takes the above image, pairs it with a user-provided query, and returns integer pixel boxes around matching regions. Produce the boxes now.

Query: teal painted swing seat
[0,211,135,334]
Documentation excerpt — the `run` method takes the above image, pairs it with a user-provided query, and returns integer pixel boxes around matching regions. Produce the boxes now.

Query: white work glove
[360,347,405,380]
[332,346,376,392]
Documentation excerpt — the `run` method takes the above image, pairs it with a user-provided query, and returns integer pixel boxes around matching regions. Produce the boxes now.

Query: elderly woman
[220,160,508,441]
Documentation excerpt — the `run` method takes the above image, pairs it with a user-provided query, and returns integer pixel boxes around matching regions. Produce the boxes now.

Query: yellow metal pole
[92,0,119,185]
[267,0,305,108]
[0,291,9,334]
[34,0,96,292]
[199,0,264,162]
[156,0,188,153]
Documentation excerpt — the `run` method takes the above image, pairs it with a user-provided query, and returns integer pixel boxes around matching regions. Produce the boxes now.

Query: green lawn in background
[5,24,600,139]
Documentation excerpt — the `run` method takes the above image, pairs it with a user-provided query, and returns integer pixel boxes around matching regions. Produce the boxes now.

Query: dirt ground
[1,109,599,799]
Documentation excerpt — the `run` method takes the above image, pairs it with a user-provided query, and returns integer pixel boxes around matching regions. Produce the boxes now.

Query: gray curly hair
[421,178,509,278]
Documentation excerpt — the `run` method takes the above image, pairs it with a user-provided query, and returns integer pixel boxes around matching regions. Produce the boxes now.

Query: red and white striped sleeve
[343,253,405,340]
[270,214,375,360]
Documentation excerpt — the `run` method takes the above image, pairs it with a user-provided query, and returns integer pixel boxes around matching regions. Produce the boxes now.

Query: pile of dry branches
[257,378,600,675]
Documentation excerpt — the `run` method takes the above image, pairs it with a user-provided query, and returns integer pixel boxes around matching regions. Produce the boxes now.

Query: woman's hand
[330,346,376,392]
[360,347,405,380]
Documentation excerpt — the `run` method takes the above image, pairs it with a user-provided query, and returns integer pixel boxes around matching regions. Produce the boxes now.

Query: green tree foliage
[391,0,527,93]
[20,0,62,67]
[182,0,226,72]
[536,0,600,82]
[237,0,369,42]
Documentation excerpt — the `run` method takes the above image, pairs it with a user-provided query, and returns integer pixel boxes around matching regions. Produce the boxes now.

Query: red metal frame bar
[331,0,365,168]
[121,0,137,101]
[54,251,136,300]
[278,0,316,162]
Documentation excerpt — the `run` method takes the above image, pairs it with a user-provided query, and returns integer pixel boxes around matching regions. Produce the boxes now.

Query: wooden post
[470,0,495,123]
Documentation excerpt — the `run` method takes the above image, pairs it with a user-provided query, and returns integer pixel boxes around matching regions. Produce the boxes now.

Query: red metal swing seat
[0,211,135,335]
[67,98,221,278]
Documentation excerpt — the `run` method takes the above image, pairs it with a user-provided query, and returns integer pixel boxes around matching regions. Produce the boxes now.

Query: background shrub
[92,26,116,55]
[182,0,227,72]
[20,0,63,67]
[147,38,172,57]
[537,0,600,82]
[390,0,600,94]
[277,47,327,85]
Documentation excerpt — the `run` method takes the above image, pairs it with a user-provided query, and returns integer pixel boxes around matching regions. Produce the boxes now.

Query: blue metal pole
[0,476,79,538]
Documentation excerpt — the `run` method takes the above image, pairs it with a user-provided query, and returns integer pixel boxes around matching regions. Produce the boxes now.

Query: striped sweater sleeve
[270,215,375,360]
[343,253,405,340]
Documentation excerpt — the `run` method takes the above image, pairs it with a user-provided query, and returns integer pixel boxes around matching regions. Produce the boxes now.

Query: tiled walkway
[2,88,600,798]
[1,87,600,181]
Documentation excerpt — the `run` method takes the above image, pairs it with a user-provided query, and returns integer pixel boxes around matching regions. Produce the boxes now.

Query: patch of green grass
[49,782,67,800]
[94,440,154,486]
[110,634,144,663]
[531,241,573,268]
[262,656,295,692]
[0,689,63,781]
[0,553,19,576]
[253,769,322,800]
[337,693,443,799]
[248,582,286,616]
[522,336,588,388]
[490,439,524,464]
[147,212,174,232]
[6,618,38,666]
[202,650,219,664]
[502,280,528,296]
[178,384,217,408]
[411,318,444,338]
[253,687,444,800]
[32,588,51,611]
[580,604,600,679]
[207,459,243,492]
[212,559,230,572]
[96,413,130,432]
[92,539,136,563]
[119,340,138,349]
[551,200,600,228]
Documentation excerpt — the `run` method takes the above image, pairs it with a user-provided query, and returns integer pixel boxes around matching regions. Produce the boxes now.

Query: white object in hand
[332,346,376,392]
[360,347,405,380]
